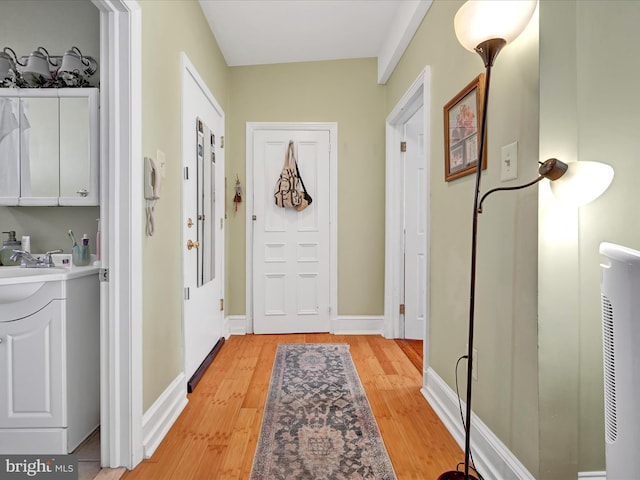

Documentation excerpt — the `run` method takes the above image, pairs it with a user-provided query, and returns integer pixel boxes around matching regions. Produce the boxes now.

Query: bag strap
[294,159,308,194]
[288,140,309,195]
[287,140,297,169]
[283,140,293,169]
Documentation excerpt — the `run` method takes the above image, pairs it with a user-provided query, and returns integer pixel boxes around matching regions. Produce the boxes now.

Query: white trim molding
[93,0,143,470]
[333,316,385,335]
[385,66,431,342]
[377,0,433,84]
[142,373,188,459]
[225,315,384,336]
[578,473,606,480]
[227,315,248,336]
[423,367,536,480]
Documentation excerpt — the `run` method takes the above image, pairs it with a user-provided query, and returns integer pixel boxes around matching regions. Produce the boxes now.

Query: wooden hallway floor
[122,334,462,479]
[394,338,424,373]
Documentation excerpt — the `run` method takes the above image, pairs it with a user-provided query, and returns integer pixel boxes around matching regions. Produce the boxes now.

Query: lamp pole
[440,3,542,478]
[442,38,580,480]
[439,37,505,480]
[465,38,505,480]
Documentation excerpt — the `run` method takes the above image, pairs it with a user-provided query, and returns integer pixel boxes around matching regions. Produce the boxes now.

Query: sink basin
[0,266,67,278]
[0,264,99,305]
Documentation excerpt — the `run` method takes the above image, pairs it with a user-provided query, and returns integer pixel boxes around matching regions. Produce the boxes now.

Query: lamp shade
[454,0,538,52]
[23,48,54,82]
[0,48,18,80]
[550,161,614,207]
[59,47,97,77]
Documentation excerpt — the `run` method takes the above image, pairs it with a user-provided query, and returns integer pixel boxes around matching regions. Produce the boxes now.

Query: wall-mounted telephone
[144,156,161,200]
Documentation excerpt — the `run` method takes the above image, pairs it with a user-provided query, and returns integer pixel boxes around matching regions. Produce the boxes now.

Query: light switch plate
[157,149,167,178]
[501,141,518,182]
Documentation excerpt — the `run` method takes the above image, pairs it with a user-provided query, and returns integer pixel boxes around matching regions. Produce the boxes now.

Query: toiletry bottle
[1,231,22,266]
[81,234,91,265]
[21,235,30,253]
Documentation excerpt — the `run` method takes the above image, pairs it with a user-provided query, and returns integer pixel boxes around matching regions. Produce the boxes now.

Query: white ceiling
[198,0,432,84]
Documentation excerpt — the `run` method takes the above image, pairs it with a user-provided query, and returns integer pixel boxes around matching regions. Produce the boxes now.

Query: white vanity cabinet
[0,88,99,206]
[0,271,100,454]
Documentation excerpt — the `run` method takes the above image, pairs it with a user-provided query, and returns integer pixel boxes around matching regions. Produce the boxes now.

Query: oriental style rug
[250,344,397,480]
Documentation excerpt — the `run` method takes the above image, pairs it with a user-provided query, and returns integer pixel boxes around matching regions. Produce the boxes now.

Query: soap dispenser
[1,231,22,266]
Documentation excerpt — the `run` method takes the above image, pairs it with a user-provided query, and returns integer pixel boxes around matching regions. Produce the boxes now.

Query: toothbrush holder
[72,243,91,266]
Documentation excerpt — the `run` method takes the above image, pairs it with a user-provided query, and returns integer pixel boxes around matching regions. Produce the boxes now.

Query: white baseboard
[333,315,385,335]
[225,314,384,336]
[142,373,188,459]
[423,367,535,480]
[227,315,248,335]
[578,472,605,480]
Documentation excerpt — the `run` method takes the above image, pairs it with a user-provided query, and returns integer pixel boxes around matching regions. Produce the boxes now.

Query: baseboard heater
[599,243,640,479]
[187,337,225,393]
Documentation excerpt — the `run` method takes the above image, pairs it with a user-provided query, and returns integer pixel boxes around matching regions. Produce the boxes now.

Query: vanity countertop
[0,254,100,286]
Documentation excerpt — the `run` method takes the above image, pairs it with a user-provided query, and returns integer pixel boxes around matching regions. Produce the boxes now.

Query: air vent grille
[602,294,617,443]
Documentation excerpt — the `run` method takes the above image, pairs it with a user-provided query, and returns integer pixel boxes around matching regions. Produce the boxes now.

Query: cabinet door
[0,96,20,205]
[59,89,99,205]
[0,301,65,428]
[19,96,60,205]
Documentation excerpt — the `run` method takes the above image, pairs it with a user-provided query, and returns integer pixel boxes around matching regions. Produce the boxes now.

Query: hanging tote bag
[274,140,303,208]
[274,140,301,208]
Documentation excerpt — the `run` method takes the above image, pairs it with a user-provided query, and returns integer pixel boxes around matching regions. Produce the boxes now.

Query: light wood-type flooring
[122,334,463,479]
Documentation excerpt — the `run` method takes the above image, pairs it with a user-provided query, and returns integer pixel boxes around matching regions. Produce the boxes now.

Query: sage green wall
[386,1,540,475]
[139,0,228,411]
[0,0,100,254]
[539,1,640,476]
[226,58,386,316]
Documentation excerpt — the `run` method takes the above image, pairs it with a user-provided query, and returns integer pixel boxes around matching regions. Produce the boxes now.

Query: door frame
[384,67,431,358]
[94,0,143,469]
[245,123,338,334]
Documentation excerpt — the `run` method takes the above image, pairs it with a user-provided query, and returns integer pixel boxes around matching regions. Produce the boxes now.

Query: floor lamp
[437,1,614,480]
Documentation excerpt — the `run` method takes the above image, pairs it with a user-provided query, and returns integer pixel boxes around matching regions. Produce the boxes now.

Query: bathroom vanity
[0,263,100,454]
[0,88,99,206]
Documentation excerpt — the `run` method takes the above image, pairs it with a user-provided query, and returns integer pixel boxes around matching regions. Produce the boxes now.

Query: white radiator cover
[599,242,640,479]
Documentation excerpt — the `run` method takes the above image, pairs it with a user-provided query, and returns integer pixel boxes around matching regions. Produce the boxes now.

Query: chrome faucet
[10,249,63,268]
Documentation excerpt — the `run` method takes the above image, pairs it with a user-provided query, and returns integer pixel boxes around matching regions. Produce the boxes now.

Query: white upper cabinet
[0,88,99,206]
[0,96,20,204]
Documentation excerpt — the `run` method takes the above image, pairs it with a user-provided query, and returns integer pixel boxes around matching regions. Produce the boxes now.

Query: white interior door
[403,106,427,339]
[181,58,224,381]
[252,129,330,334]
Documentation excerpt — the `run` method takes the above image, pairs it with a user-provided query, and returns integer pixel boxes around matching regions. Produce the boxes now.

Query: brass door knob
[187,239,200,250]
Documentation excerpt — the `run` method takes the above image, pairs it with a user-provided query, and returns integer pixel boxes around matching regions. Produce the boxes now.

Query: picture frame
[444,74,487,182]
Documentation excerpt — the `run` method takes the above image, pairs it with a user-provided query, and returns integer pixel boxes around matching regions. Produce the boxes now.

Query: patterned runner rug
[250,343,397,480]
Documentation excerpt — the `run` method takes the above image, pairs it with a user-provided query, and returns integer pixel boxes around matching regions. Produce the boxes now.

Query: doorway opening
[385,67,431,373]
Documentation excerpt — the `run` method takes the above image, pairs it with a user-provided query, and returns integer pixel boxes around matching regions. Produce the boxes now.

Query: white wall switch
[157,149,167,178]
[500,141,518,182]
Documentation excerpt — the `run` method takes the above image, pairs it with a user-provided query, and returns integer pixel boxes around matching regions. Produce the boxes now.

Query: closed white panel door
[403,106,427,340]
[253,129,330,334]
[181,63,225,381]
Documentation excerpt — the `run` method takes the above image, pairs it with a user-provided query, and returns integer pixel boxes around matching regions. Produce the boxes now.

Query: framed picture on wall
[444,74,487,182]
